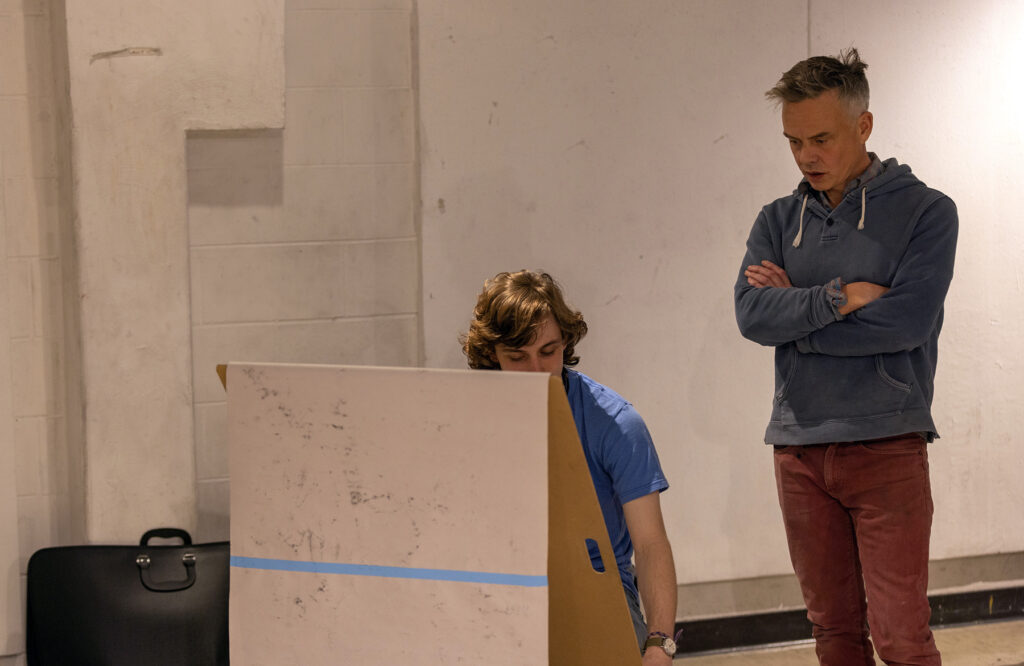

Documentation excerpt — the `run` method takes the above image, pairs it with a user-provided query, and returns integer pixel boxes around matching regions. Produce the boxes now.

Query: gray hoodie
[735,158,958,445]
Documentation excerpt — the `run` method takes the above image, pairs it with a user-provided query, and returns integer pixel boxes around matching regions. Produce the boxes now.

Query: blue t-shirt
[564,369,669,599]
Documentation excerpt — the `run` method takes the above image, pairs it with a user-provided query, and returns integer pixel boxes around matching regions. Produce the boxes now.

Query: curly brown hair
[462,270,588,370]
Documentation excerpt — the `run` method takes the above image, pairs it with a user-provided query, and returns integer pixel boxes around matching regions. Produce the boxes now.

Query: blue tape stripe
[230,556,548,588]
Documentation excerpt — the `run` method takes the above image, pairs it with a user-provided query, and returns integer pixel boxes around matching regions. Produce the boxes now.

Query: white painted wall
[0,0,417,659]
[63,0,285,541]
[420,0,1024,584]
[1,147,24,656]
[1,1,71,658]
[186,0,419,542]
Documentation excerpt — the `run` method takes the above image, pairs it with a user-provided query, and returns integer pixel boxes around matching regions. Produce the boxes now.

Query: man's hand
[642,645,674,665]
[745,260,792,288]
[838,281,889,315]
[623,494,676,666]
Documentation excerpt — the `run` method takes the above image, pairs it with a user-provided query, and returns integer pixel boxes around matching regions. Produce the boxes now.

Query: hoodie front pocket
[773,346,799,404]
[875,354,912,392]
[775,352,912,426]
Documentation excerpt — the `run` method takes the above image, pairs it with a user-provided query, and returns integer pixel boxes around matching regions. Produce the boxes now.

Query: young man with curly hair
[463,269,677,664]
[735,49,957,665]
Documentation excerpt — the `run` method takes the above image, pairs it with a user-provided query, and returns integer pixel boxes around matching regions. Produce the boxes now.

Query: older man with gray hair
[734,48,957,665]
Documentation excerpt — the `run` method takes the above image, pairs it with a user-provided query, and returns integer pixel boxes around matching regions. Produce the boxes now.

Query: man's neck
[825,151,873,208]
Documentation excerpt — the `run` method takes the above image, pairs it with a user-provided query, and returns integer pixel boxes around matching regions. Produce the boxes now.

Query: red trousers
[774,435,941,665]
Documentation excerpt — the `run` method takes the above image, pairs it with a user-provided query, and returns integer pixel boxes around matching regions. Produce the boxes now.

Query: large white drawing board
[225,362,640,665]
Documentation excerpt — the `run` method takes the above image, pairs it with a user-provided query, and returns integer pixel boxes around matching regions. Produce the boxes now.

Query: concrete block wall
[62,0,286,543]
[186,0,419,542]
[1,0,75,661]
[0,0,418,656]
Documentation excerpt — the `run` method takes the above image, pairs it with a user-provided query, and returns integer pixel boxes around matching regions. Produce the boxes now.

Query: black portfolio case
[26,528,230,665]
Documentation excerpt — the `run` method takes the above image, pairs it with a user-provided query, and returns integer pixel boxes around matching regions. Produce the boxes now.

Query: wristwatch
[642,633,677,657]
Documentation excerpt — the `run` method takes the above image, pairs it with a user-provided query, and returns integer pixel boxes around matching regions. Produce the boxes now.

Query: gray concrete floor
[675,618,1024,665]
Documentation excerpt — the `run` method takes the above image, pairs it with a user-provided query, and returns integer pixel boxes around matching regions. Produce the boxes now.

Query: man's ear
[858,110,873,142]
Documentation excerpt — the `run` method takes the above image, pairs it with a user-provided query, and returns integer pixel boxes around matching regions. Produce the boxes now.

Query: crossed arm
[736,196,957,354]
[623,493,676,665]
[744,260,888,315]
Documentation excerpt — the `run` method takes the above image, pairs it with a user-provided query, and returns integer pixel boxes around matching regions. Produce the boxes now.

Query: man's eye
[540,349,556,357]
[507,356,525,362]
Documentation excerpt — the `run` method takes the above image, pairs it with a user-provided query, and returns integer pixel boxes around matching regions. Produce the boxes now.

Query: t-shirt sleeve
[602,403,669,505]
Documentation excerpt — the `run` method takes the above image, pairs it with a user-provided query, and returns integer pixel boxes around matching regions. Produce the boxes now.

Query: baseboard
[674,585,1024,656]
[930,585,1024,626]
[675,551,1024,620]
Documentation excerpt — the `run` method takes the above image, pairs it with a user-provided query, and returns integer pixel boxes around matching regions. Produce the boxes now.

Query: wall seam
[806,0,812,56]
[410,0,425,368]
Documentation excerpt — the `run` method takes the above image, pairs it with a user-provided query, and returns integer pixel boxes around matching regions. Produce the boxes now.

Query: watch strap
[642,634,676,656]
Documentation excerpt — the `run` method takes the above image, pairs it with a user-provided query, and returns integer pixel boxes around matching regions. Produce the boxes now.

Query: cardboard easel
[223,362,641,665]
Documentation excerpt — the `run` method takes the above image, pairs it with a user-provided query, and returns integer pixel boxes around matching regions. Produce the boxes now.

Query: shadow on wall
[186,130,284,208]
[185,129,283,544]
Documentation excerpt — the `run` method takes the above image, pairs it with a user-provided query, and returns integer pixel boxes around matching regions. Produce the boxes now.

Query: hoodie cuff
[825,277,847,321]
[799,278,847,354]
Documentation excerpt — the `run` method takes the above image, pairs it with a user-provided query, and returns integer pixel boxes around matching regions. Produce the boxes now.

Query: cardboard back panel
[547,376,643,666]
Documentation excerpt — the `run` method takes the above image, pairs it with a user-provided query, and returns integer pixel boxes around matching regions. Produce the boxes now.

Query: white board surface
[228,363,551,665]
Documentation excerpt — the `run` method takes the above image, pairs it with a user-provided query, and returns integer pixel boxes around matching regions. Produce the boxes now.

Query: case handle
[136,552,197,592]
[139,528,192,546]
[135,529,197,592]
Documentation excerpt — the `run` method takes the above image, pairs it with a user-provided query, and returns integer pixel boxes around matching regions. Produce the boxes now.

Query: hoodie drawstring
[857,186,866,230]
[794,187,867,246]
[792,194,808,248]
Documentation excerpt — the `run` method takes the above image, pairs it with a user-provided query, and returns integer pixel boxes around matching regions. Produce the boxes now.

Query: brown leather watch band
[642,634,676,657]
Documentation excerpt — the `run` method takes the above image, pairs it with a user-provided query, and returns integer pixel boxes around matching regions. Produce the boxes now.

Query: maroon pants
[774,435,940,665]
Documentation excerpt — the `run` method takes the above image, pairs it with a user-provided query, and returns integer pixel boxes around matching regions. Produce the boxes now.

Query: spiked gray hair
[766,48,870,116]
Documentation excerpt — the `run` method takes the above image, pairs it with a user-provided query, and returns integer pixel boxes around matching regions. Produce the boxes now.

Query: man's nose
[527,356,543,372]
[797,145,818,166]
